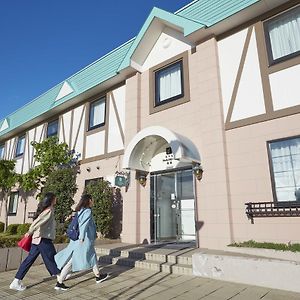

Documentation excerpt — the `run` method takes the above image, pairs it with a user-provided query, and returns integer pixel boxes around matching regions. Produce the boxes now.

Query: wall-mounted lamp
[86,167,91,172]
[136,171,148,187]
[96,166,100,170]
[193,164,203,181]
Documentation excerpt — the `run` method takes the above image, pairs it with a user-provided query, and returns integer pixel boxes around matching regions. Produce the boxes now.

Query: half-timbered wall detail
[218,14,300,130]
[107,85,125,153]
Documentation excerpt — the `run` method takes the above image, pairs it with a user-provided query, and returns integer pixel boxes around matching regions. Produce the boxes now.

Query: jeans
[16,238,60,280]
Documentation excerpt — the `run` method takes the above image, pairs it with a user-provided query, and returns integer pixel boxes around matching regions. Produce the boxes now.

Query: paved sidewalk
[1,263,300,300]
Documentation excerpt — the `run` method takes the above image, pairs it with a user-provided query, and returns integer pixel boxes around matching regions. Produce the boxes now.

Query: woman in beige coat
[10,192,61,291]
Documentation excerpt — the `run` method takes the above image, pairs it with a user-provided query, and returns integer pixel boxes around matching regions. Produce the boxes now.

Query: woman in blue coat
[54,194,108,290]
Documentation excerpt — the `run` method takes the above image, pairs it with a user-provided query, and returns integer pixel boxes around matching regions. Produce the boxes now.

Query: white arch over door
[123,126,200,172]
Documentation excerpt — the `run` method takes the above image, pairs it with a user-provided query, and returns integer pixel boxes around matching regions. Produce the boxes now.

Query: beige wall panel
[226,113,300,245]
[122,39,232,249]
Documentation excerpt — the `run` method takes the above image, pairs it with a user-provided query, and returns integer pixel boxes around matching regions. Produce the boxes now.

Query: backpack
[66,210,84,241]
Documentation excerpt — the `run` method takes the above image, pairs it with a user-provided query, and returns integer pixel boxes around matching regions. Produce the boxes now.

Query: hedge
[6,224,20,235]
[0,235,21,248]
[0,222,4,233]
[0,234,68,248]
[17,223,31,235]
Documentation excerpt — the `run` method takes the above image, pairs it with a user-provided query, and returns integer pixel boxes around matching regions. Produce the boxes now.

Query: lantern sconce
[136,171,148,187]
[193,163,203,181]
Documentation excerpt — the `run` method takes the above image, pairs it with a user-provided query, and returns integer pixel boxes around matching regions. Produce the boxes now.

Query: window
[89,97,106,130]
[47,119,59,138]
[15,135,25,157]
[8,192,19,215]
[85,177,103,187]
[0,144,4,159]
[155,60,184,106]
[149,52,190,114]
[268,137,300,202]
[264,6,300,65]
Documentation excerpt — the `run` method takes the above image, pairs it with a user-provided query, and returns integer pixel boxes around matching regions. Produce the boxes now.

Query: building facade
[0,0,299,250]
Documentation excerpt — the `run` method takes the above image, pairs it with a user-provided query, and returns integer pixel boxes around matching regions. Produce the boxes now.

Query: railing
[245,201,300,224]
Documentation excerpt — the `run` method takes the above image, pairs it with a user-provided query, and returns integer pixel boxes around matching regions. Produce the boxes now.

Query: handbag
[18,235,32,252]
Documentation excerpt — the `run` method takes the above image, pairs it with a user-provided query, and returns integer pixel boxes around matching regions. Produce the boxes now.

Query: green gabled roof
[0,38,134,138]
[117,7,206,71]
[176,0,260,26]
[0,0,262,139]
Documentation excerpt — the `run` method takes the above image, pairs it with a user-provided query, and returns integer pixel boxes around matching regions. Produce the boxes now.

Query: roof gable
[117,7,206,71]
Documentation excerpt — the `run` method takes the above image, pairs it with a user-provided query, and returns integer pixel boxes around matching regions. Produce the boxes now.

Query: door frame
[150,166,197,244]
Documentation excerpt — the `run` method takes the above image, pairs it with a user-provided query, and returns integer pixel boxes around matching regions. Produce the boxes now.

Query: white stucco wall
[270,64,300,110]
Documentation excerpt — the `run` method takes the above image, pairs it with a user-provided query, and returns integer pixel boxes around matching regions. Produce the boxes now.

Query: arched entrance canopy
[122,126,200,172]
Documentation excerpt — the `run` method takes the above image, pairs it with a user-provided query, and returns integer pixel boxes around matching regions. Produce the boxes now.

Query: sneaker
[9,279,26,291]
[95,273,109,283]
[54,282,70,291]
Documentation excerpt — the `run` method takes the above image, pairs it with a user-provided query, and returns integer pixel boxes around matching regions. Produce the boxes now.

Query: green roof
[0,0,261,139]
[176,0,260,25]
[0,38,135,138]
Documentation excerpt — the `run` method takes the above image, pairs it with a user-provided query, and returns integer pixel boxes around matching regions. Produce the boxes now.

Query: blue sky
[0,0,191,121]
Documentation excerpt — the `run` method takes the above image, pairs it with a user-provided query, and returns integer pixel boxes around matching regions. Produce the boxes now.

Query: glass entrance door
[150,169,195,243]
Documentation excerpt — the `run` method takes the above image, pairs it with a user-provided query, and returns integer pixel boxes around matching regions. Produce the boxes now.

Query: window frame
[8,192,19,216]
[149,51,190,114]
[15,134,26,157]
[154,60,184,107]
[88,97,106,131]
[85,177,103,187]
[264,5,300,66]
[46,119,59,138]
[0,143,5,159]
[267,134,300,204]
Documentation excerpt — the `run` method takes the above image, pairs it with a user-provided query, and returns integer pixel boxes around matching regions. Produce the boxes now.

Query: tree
[0,160,18,230]
[31,136,74,180]
[19,168,40,224]
[41,168,78,235]
[85,180,113,237]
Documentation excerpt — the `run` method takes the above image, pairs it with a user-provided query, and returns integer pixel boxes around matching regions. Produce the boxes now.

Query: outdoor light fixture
[86,167,91,172]
[136,171,148,187]
[193,164,203,181]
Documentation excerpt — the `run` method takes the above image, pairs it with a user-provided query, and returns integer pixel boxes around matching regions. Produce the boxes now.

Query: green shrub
[228,240,300,252]
[85,180,113,237]
[6,224,20,235]
[0,222,4,233]
[17,223,31,235]
[0,235,21,248]
[54,235,69,244]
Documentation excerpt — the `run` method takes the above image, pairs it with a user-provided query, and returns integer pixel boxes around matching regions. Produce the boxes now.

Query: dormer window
[149,52,190,114]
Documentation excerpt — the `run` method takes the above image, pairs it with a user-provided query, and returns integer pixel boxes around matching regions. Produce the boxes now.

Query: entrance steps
[95,242,197,276]
[95,242,300,293]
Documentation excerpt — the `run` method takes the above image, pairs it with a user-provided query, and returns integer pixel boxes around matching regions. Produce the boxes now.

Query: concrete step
[96,246,193,275]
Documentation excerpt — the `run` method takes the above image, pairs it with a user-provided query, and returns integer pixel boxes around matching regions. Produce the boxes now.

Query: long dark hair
[75,194,92,212]
[33,192,56,220]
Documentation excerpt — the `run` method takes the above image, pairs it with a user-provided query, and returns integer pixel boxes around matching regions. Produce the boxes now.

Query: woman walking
[54,194,108,290]
[10,192,61,291]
